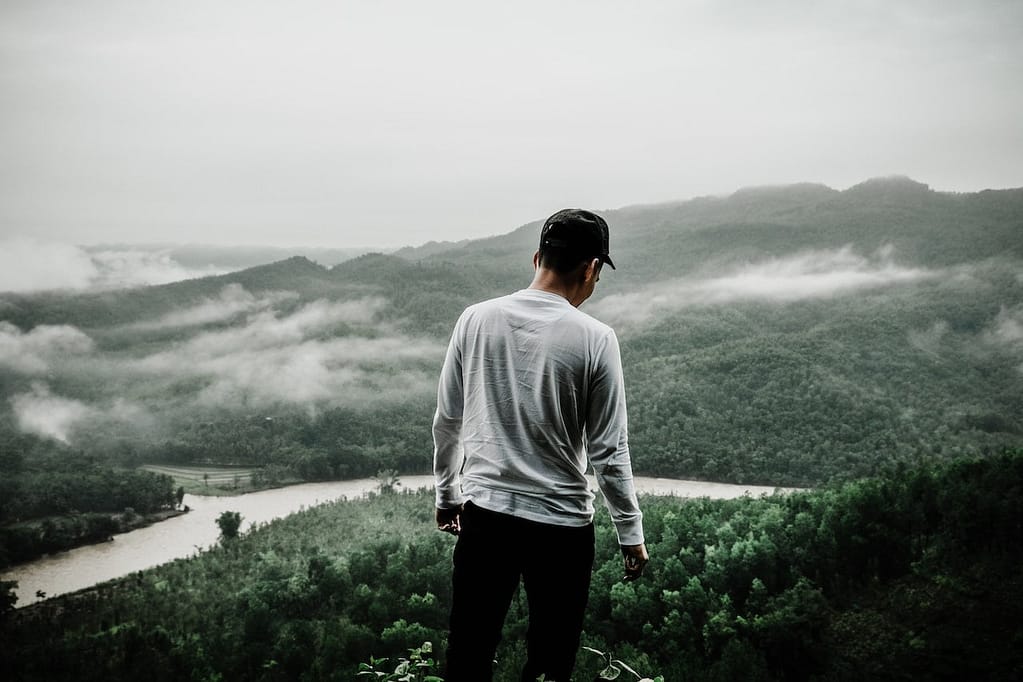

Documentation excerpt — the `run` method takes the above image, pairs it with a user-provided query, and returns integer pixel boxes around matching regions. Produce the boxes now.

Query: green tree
[0,579,17,617]
[216,511,243,541]
[375,469,401,495]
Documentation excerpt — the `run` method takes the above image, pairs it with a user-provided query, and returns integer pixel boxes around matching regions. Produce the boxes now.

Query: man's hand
[621,543,649,582]
[436,505,463,536]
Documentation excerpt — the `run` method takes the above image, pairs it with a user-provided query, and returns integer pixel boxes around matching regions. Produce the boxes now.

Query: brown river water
[2,475,793,608]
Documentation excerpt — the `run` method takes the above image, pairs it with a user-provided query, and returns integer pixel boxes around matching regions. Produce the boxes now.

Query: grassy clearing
[139,464,264,496]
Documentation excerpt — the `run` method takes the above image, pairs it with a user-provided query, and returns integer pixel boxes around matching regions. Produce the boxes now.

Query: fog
[0,240,100,293]
[2,253,1015,444]
[2,288,444,443]
[0,321,94,374]
[0,238,231,293]
[907,321,950,358]
[87,247,230,288]
[591,246,940,327]
[11,383,95,444]
[990,305,1023,347]
[126,284,298,330]
[986,305,1023,373]
[127,296,441,409]
[3,1,1021,251]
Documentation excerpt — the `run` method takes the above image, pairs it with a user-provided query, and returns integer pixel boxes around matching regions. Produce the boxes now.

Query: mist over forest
[0,241,380,293]
[2,176,1020,485]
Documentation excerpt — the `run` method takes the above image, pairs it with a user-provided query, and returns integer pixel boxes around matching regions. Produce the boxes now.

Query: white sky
[2,0,1022,249]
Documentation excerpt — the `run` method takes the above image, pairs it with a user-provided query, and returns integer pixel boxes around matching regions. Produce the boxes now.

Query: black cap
[539,209,616,270]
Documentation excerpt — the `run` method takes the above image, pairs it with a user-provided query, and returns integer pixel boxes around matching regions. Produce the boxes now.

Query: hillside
[396,177,1022,289]
[3,452,1021,681]
[391,177,1023,482]
[0,177,1020,501]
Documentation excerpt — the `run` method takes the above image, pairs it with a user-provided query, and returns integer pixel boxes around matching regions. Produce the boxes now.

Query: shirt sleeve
[586,329,645,546]
[432,315,466,509]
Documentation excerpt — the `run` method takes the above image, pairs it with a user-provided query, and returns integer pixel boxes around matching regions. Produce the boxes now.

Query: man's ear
[585,258,602,282]
[532,251,540,270]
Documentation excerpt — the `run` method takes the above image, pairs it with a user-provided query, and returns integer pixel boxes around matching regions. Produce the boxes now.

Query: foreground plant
[582,646,664,682]
[357,641,443,681]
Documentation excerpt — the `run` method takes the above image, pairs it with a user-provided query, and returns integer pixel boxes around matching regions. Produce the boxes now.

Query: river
[2,475,792,608]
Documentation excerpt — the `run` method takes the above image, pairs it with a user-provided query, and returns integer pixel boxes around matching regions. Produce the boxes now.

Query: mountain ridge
[2,176,1020,329]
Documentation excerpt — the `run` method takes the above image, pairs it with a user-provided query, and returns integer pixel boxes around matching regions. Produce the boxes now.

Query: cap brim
[601,255,616,270]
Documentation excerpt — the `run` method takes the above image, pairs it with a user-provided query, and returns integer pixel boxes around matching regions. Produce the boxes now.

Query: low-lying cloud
[988,305,1023,347]
[3,293,444,441]
[88,247,229,288]
[190,336,441,408]
[907,321,950,358]
[127,283,299,330]
[10,383,95,443]
[0,239,99,293]
[10,383,152,443]
[132,297,390,359]
[591,246,941,327]
[984,305,1023,374]
[0,238,230,293]
[129,296,438,409]
[0,321,95,373]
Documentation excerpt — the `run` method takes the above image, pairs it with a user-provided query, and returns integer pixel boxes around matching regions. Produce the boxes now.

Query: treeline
[131,400,436,480]
[3,450,1021,680]
[0,399,435,564]
[0,253,515,334]
[1,181,1021,497]
[28,256,1022,491]
[113,264,1023,487]
[625,270,1023,485]
[18,257,1019,493]
[0,439,176,568]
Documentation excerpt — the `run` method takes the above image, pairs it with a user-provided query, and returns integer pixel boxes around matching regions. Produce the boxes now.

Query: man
[432,208,649,682]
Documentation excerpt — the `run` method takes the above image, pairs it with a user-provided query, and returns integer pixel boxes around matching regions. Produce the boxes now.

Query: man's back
[434,288,643,543]
[454,289,618,520]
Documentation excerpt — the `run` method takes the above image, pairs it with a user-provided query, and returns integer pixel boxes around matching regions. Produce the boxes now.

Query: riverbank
[1,507,188,573]
[139,463,278,495]
[4,470,408,573]
[3,474,796,608]
[7,454,1020,682]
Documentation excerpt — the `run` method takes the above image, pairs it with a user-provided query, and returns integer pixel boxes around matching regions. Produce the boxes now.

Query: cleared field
[140,464,258,491]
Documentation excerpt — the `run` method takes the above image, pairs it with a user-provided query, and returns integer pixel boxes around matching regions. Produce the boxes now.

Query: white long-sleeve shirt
[432,288,644,546]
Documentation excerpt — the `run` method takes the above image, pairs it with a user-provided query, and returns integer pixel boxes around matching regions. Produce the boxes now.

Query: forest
[0,440,177,567]
[3,450,1021,681]
[1,177,1021,565]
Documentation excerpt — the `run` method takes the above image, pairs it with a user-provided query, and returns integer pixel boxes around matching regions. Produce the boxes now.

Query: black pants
[445,501,595,682]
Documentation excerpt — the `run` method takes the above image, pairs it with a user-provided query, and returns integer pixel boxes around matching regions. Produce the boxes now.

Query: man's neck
[529,269,584,308]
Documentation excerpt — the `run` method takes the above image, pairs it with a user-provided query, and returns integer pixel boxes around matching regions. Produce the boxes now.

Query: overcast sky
[2,0,1021,250]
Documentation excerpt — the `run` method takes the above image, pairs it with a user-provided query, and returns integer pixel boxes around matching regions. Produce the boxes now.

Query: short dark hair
[538,245,592,274]
[537,209,615,275]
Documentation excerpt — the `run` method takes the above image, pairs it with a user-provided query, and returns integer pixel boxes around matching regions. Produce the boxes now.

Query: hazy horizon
[0,174,1018,294]
[2,0,1021,251]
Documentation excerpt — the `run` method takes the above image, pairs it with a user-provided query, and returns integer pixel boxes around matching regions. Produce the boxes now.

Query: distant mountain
[390,239,473,260]
[84,243,380,270]
[393,177,1023,292]
[841,174,933,201]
